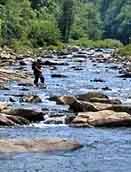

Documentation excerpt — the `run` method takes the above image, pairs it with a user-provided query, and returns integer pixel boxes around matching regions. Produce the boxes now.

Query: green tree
[29,19,60,47]
[1,0,35,46]
[59,0,74,42]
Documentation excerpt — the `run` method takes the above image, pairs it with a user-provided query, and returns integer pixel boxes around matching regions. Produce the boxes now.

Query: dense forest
[0,0,131,49]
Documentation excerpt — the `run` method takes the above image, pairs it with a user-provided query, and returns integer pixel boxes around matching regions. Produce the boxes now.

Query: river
[0,49,131,172]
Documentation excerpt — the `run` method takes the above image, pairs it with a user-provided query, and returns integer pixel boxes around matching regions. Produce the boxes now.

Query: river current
[0,49,131,172]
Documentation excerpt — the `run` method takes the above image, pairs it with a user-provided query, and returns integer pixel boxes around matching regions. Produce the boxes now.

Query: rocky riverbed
[1,47,131,171]
[1,47,131,127]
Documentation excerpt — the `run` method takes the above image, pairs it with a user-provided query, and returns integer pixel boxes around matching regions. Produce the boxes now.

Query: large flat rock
[72,110,131,127]
[0,139,82,153]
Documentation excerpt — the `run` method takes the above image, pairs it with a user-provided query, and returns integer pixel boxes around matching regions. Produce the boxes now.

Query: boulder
[2,108,45,122]
[0,138,82,153]
[77,91,109,102]
[70,100,114,112]
[72,110,131,127]
[69,46,80,52]
[20,95,42,103]
[0,102,8,112]
[70,101,99,112]
[49,96,113,112]
[49,96,76,105]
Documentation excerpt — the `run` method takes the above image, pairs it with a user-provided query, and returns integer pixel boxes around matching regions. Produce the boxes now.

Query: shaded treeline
[0,0,130,48]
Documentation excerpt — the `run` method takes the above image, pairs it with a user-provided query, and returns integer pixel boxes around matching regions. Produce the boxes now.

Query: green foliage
[119,44,131,56]
[59,0,74,42]
[71,38,123,48]
[71,2,102,40]
[0,0,130,50]
[1,0,35,46]
[29,19,60,47]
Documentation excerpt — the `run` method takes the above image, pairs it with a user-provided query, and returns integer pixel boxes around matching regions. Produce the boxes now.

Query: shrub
[29,19,60,48]
[119,44,131,56]
[70,38,123,48]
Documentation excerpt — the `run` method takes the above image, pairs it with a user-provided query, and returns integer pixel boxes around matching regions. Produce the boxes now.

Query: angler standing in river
[32,58,45,87]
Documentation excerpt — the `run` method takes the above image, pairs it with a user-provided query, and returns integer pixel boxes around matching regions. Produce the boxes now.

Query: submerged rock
[18,82,33,87]
[43,60,65,66]
[20,95,42,103]
[71,110,131,127]
[51,74,67,78]
[0,138,82,153]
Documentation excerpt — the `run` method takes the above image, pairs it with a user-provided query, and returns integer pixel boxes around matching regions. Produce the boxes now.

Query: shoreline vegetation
[0,40,131,60]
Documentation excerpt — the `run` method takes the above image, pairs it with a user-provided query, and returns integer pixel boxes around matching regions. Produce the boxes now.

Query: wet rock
[0,85,9,90]
[5,114,29,125]
[20,88,29,91]
[9,97,16,102]
[0,138,82,153]
[118,72,131,78]
[77,91,109,102]
[73,54,88,58]
[20,95,42,103]
[0,69,32,86]
[19,60,27,66]
[70,101,99,112]
[108,104,131,114]
[102,87,112,91]
[49,96,76,105]
[71,66,83,71]
[43,60,65,66]
[91,79,105,83]
[71,110,131,127]
[68,46,80,52]
[0,113,29,126]
[0,102,8,112]
[89,103,113,111]
[51,74,67,78]
[88,97,121,104]
[0,114,16,126]
[18,82,33,87]
[2,108,45,122]
[65,115,76,124]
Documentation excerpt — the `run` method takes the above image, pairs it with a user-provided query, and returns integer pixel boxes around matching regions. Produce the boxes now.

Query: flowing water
[0,49,131,172]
